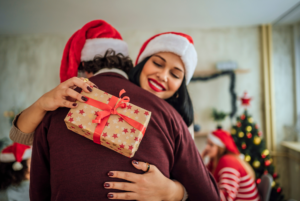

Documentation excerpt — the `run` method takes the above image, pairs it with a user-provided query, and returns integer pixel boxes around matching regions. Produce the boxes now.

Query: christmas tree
[231,92,285,201]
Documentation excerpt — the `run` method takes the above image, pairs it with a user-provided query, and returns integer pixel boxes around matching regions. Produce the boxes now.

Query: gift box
[64,88,151,158]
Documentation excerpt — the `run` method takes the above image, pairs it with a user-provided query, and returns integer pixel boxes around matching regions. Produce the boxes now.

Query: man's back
[30,73,219,201]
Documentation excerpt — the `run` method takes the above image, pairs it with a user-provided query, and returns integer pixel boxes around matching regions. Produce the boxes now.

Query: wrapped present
[64,88,151,158]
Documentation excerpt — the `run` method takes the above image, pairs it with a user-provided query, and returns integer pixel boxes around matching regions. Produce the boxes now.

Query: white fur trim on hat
[207,133,225,148]
[81,38,129,61]
[137,34,197,85]
[0,149,32,163]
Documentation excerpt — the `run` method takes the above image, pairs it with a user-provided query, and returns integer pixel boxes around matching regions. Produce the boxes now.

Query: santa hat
[135,32,197,85]
[207,128,240,154]
[60,20,128,83]
[0,143,32,171]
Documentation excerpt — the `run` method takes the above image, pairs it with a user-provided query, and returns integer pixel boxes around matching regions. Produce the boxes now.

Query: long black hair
[0,160,29,190]
[128,56,194,127]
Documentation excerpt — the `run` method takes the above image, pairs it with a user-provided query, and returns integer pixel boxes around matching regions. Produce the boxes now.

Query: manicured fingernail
[81,96,88,101]
[93,85,98,89]
[104,183,110,188]
[108,172,114,176]
[107,193,114,198]
[72,103,77,107]
[132,160,139,165]
[87,86,92,92]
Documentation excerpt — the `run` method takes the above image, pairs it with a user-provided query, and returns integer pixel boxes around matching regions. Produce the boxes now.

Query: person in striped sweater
[202,128,261,201]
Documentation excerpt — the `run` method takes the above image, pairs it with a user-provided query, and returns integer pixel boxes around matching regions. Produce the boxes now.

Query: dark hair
[128,56,194,127]
[78,49,134,74]
[0,160,29,190]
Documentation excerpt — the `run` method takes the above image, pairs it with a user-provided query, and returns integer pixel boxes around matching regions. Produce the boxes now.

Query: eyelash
[153,61,179,79]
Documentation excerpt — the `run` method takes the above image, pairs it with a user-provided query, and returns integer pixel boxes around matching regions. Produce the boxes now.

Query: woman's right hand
[37,77,97,111]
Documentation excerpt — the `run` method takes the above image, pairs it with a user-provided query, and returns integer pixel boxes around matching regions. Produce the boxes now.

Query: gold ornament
[231,128,236,135]
[253,136,261,145]
[238,131,244,138]
[248,117,253,123]
[252,160,260,168]
[246,126,252,132]
[245,155,251,162]
[262,149,269,156]
[271,181,276,187]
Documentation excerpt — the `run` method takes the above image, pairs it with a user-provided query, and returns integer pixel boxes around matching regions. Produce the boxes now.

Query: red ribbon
[85,89,146,144]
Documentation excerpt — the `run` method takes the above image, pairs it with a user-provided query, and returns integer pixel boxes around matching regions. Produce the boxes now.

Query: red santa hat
[60,20,128,83]
[0,143,32,171]
[135,32,198,85]
[207,128,240,154]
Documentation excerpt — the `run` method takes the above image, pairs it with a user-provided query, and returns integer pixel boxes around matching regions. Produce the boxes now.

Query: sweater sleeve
[9,113,34,145]
[170,120,220,201]
[29,116,51,201]
[215,157,241,201]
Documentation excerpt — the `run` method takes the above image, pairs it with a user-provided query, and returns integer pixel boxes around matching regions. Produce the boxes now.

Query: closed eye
[153,61,162,67]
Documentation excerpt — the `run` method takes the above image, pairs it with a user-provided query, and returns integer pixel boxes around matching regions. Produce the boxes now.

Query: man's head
[60,20,129,82]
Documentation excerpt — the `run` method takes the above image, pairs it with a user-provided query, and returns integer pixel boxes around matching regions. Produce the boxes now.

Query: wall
[0,27,264,153]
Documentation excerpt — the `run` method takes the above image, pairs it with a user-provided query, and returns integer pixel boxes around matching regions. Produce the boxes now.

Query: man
[30,20,220,201]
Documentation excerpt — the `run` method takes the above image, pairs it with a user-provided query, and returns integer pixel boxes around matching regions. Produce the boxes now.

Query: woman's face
[139,52,185,99]
[204,139,219,159]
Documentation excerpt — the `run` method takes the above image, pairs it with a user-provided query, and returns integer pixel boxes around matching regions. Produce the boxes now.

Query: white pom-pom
[239,154,245,160]
[12,161,23,171]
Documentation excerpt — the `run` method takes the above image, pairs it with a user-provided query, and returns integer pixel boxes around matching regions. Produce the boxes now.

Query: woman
[0,143,32,201]
[10,20,216,200]
[202,128,260,201]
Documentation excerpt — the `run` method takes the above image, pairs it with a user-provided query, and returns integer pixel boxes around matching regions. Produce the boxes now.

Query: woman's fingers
[64,88,88,103]
[104,182,136,192]
[107,171,140,183]
[64,77,95,93]
[132,160,155,173]
[79,77,98,89]
[59,99,78,109]
[107,192,137,200]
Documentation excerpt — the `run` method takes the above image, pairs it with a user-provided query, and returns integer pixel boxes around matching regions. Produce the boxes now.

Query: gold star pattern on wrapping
[64,88,151,158]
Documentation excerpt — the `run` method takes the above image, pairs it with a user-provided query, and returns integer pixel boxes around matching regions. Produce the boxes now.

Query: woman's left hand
[104,160,184,201]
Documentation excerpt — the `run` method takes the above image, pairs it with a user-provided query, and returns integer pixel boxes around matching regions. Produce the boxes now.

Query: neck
[94,68,128,79]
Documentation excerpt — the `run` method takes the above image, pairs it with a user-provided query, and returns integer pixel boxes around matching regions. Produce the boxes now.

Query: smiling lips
[148,78,166,92]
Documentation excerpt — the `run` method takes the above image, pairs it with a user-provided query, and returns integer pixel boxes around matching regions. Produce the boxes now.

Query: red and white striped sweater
[212,154,261,201]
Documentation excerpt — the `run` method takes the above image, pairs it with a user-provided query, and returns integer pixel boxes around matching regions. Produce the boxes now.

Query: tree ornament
[238,131,244,138]
[256,178,261,184]
[252,160,260,168]
[245,154,251,162]
[247,133,252,138]
[242,143,247,149]
[248,117,253,123]
[246,126,252,132]
[231,128,236,135]
[241,114,245,120]
[265,159,271,166]
[240,92,252,107]
[277,187,282,193]
[253,136,261,145]
[271,181,276,187]
[237,122,241,127]
[258,131,262,136]
[261,149,269,158]
[273,173,278,179]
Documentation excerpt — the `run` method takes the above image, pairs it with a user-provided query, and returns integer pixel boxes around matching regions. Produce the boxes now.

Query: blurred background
[0,0,300,200]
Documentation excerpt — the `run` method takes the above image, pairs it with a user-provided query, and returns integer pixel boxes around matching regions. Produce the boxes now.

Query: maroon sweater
[30,73,220,201]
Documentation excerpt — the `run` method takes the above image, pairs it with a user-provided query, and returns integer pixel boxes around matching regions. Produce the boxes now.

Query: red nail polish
[108,172,114,176]
[132,160,139,165]
[87,86,92,92]
[104,183,110,187]
[81,96,88,101]
[72,103,77,107]
[107,194,114,198]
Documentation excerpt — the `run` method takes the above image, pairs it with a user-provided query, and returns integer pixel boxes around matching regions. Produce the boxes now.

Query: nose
[156,70,168,82]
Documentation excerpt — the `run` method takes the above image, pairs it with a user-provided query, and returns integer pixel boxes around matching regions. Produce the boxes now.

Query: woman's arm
[104,161,186,200]
[10,77,97,145]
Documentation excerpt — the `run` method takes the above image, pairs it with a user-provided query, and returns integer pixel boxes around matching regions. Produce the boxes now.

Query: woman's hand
[37,77,97,111]
[16,77,98,134]
[104,161,185,201]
